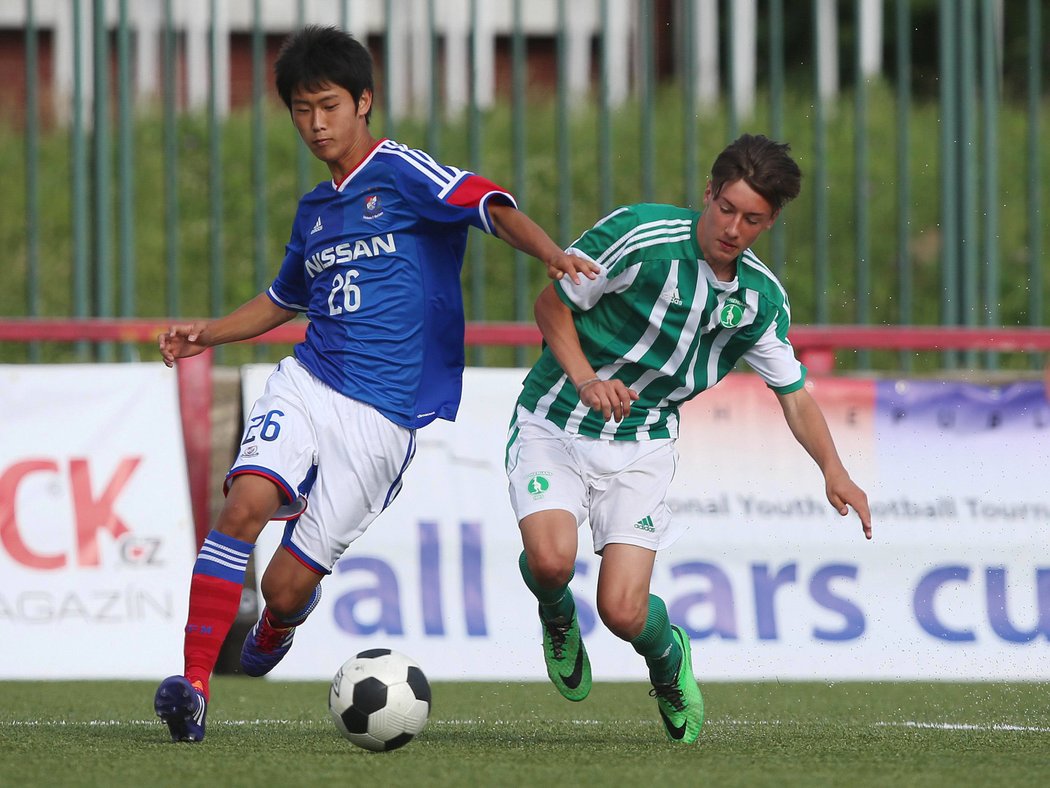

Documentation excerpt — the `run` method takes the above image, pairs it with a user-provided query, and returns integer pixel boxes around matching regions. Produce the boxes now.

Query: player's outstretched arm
[488,204,599,285]
[158,293,297,368]
[776,387,873,540]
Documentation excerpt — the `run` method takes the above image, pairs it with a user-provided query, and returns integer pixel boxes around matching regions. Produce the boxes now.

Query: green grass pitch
[2,679,1049,786]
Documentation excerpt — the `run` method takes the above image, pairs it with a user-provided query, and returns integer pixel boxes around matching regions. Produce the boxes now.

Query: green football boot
[649,625,704,743]
[539,607,591,702]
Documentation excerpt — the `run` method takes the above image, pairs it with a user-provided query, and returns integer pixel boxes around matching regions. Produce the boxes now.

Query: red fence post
[798,348,837,375]
[176,351,213,549]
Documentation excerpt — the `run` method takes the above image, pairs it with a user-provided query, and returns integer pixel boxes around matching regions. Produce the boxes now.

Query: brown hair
[710,134,802,213]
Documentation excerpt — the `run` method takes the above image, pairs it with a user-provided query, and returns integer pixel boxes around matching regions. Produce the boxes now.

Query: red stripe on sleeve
[446,174,514,208]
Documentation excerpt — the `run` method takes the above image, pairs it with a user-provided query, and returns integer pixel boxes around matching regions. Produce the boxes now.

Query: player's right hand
[546,251,600,285]
[825,470,872,541]
[158,322,209,368]
[577,378,640,423]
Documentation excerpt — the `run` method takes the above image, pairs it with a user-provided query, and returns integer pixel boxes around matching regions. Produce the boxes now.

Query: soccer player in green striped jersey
[506,134,872,744]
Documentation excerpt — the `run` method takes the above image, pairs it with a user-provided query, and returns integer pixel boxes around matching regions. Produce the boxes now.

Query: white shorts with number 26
[226,356,416,574]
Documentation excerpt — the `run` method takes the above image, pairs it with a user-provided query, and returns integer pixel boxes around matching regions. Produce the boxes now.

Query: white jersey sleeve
[741,317,806,392]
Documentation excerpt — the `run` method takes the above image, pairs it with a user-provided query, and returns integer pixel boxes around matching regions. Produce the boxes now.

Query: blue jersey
[267,138,516,429]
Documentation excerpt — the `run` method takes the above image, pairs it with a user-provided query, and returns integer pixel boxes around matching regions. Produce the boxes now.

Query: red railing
[2,318,1050,373]
[4,318,1050,349]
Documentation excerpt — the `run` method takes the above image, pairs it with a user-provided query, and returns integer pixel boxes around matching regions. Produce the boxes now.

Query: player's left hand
[546,251,599,285]
[577,377,640,423]
[825,470,872,540]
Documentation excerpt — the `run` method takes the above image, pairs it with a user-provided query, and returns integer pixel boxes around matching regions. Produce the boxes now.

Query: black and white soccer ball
[328,648,432,751]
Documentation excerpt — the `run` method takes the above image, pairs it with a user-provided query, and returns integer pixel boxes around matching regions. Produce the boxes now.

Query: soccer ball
[328,648,432,751]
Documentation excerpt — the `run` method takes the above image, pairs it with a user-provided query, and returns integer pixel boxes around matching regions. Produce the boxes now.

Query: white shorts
[505,405,683,553]
[226,357,416,573]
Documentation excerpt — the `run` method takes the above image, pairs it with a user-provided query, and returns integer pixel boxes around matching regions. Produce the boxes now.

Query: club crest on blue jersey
[363,194,383,220]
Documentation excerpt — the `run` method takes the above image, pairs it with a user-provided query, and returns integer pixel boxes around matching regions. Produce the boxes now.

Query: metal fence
[6,0,1048,369]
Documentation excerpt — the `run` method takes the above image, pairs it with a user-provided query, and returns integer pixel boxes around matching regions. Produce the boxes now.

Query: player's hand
[825,470,872,540]
[158,322,210,368]
[546,251,599,285]
[576,377,639,423]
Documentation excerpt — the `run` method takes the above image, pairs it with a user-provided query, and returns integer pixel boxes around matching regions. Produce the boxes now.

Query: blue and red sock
[182,530,254,699]
[264,584,322,628]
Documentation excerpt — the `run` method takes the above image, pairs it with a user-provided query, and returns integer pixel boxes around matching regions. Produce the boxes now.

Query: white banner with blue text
[243,365,1050,682]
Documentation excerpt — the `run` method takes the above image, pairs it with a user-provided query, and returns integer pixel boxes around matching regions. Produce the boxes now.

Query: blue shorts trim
[281,519,329,576]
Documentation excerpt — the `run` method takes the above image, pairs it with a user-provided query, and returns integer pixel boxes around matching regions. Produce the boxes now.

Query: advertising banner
[242,364,1050,681]
[0,364,198,679]
[667,376,1050,680]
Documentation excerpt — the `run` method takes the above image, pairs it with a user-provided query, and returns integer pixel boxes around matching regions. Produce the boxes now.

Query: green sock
[518,550,576,622]
[630,594,682,685]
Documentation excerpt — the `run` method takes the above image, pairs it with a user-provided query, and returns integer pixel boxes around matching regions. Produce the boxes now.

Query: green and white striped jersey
[516,203,806,440]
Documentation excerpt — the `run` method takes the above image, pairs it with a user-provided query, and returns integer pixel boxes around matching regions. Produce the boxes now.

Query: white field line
[3,718,1050,733]
[875,720,1050,734]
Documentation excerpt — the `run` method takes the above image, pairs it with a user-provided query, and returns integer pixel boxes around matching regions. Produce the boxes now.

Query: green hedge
[2,83,1047,371]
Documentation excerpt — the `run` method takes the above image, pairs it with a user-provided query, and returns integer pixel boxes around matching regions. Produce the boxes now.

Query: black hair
[274,25,374,123]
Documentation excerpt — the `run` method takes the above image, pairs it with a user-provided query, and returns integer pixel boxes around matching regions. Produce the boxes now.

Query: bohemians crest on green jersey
[516,203,805,441]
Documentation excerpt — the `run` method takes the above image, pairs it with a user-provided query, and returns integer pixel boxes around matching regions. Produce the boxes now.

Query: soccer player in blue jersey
[152,25,596,743]
[506,134,872,744]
